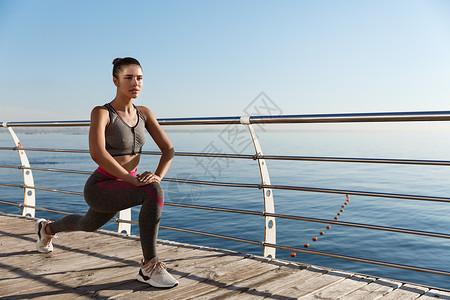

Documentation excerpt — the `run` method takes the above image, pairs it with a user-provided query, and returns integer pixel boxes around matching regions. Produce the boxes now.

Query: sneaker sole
[136,274,178,288]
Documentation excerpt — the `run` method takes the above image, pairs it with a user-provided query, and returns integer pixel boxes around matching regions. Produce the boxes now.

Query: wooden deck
[1,212,449,300]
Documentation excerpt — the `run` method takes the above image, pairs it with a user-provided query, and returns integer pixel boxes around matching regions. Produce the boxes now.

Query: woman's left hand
[136,171,161,184]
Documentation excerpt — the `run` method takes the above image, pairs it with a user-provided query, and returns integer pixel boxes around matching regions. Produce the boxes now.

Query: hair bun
[112,57,123,65]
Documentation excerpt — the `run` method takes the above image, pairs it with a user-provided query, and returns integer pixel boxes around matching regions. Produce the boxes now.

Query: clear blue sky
[1,0,450,121]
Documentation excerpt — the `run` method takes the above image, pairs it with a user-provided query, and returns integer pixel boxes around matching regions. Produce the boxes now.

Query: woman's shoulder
[136,105,151,113]
[136,106,160,126]
[136,105,156,118]
[90,105,110,122]
[91,105,109,114]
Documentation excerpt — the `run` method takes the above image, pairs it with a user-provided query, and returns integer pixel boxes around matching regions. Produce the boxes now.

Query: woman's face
[113,65,143,99]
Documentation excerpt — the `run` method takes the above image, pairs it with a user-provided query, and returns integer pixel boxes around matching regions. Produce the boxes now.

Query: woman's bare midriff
[114,154,141,172]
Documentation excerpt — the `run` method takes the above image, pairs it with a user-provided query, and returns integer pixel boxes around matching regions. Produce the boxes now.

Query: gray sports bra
[104,103,146,156]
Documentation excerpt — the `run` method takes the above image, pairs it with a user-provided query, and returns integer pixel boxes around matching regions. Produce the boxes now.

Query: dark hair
[112,57,142,79]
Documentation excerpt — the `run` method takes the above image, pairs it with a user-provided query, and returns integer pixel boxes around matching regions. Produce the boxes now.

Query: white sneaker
[35,218,57,253]
[136,257,178,288]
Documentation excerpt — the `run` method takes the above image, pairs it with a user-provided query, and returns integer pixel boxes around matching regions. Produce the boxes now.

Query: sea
[1,122,450,290]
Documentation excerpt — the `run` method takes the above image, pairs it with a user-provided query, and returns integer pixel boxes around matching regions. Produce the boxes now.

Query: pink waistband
[96,166,136,180]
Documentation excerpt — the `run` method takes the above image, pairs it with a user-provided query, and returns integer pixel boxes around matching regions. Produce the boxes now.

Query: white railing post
[5,125,36,217]
[118,209,131,235]
[241,116,276,258]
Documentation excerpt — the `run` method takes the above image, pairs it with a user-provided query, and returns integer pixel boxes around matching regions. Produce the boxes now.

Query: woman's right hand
[130,177,150,187]
[124,174,149,187]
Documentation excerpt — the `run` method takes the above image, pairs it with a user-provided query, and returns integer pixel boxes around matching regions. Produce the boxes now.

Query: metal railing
[1,110,450,277]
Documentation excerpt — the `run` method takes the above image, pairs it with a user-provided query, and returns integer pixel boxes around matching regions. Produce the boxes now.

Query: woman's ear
[113,77,119,87]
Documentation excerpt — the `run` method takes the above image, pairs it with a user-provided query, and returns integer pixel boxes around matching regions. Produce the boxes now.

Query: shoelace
[143,260,167,275]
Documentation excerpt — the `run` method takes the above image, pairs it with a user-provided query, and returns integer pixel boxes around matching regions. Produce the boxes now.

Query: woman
[34,57,178,288]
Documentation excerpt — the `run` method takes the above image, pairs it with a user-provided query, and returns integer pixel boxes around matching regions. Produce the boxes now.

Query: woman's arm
[89,106,141,185]
[138,106,174,182]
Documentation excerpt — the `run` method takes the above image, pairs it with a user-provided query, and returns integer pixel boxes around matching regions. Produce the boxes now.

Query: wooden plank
[340,278,401,300]
[379,283,429,300]
[190,256,272,299]
[418,289,450,300]
[299,274,374,300]
[276,269,353,298]
[252,265,327,298]
[202,264,296,300]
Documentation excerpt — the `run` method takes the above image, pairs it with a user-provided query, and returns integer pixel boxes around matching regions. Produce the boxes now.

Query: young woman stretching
[34,57,178,288]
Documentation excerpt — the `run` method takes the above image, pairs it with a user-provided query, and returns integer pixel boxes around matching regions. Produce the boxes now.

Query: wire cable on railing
[3,146,450,166]
[0,165,91,175]
[163,177,450,203]
[0,147,89,154]
[0,183,83,196]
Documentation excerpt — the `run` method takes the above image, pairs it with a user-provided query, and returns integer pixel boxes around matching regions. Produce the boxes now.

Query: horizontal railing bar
[160,151,450,166]
[165,202,450,239]
[2,184,84,196]
[3,146,450,167]
[27,186,84,196]
[264,184,450,203]
[163,177,259,188]
[263,212,450,239]
[159,225,262,246]
[0,165,92,175]
[2,120,91,127]
[0,183,23,188]
[163,177,450,203]
[0,200,73,215]
[3,110,450,127]
[262,242,450,276]
[164,202,262,216]
[0,147,89,154]
[0,198,448,276]
[249,111,450,124]
[145,151,256,159]
[260,155,450,166]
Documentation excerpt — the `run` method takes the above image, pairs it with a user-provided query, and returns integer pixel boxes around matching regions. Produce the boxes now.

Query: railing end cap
[2,122,7,128]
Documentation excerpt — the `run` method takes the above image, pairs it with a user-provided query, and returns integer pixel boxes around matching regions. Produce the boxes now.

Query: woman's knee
[153,182,164,199]
[141,182,164,209]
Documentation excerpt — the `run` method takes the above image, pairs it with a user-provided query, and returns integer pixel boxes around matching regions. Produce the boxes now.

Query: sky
[1,0,450,122]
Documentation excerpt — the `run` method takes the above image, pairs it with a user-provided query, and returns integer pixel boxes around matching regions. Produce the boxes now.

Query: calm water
[1,123,450,289]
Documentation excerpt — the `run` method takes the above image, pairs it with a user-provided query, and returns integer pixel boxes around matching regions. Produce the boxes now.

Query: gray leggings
[49,171,163,261]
